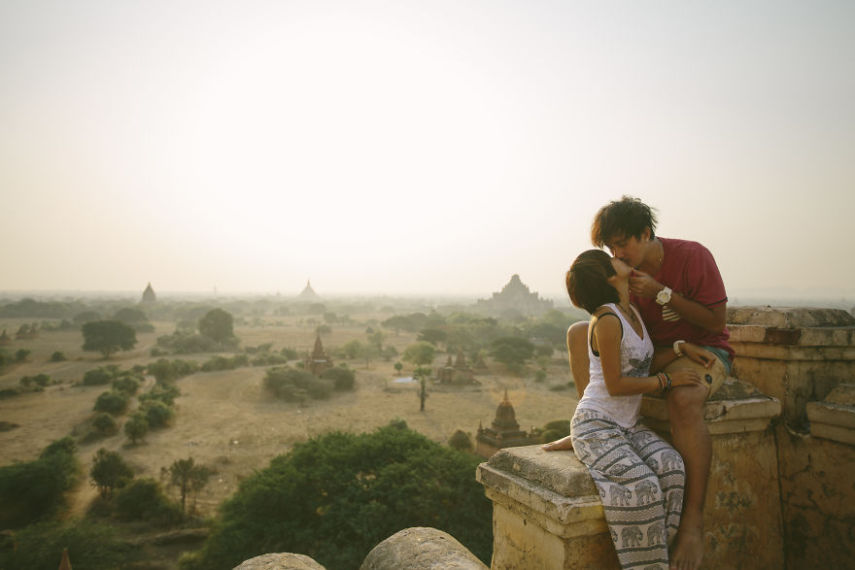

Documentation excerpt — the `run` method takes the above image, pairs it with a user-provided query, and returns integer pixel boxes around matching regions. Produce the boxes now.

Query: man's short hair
[591,195,658,247]
[566,249,620,314]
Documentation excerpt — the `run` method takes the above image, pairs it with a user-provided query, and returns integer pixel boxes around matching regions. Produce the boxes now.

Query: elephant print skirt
[571,408,685,570]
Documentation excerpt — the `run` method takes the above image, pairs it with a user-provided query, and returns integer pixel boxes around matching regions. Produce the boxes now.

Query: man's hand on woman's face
[628,270,661,299]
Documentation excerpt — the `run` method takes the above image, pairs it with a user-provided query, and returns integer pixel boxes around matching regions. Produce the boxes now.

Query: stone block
[727,307,855,426]
[359,527,488,570]
[233,553,326,570]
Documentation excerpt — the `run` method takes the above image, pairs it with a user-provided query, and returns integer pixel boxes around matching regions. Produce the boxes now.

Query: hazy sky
[2,1,854,300]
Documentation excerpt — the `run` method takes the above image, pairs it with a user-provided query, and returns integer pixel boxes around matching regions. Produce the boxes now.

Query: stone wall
[728,307,855,569]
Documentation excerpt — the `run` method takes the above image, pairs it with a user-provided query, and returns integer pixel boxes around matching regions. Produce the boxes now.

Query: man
[571,196,732,570]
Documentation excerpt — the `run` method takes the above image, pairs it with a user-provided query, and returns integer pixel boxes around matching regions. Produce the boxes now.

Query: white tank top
[576,303,654,428]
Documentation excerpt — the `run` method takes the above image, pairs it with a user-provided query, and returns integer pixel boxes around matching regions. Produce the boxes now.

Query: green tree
[94,391,129,415]
[448,429,473,452]
[198,308,235,343]
[417,328,447,346]
[414,366,431,412]
[402,341,436,366]
[489,337,536,373]
[141,400,174,428]
[320,366,356,391]
[169,457,211,515]
[114,478,181,523]
[181,422,491,570]
[0,437,79,528]
[124,413,149,444]
[341,339,364,360]
[82,320,137,358]
[90,448,134,499]
[92,412,118,436]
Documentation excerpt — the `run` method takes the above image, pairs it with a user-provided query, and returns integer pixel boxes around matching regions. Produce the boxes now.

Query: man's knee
[667,385,706,422]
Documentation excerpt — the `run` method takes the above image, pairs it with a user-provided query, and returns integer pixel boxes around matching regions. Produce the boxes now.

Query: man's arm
[629,270,727,332]
[666,291,727,332]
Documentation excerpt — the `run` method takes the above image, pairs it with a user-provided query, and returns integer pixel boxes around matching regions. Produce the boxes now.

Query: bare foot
[542,435,573,451]
[670,521,704,570]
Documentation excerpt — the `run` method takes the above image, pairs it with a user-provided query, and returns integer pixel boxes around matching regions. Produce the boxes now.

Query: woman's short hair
[590,195,657,248]
[566,249,620,313]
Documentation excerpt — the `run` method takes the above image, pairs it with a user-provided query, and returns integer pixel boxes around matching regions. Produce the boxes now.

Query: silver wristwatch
[656,286,672,306]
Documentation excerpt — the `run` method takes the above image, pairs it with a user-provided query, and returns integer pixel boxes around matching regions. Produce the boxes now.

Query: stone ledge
[476,447,607,539]
[727,306,855,329]
[641,378,782,435]
[807,384,855,445]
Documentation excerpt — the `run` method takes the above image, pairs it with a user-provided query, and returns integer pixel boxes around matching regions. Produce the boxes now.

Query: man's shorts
[662,346,731,397]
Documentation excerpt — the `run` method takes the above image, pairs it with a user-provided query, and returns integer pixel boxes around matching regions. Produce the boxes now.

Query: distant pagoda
[475,390,541,458]
[304,334,333,376]
[298,280,319,300]
[141,282,157,304]
[437,349,478,385]
[474,274,553,318]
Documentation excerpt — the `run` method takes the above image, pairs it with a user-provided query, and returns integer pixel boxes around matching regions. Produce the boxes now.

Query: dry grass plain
[0,313,579,558]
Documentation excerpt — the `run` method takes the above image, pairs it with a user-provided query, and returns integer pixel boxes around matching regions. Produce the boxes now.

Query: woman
[545,250,705,570]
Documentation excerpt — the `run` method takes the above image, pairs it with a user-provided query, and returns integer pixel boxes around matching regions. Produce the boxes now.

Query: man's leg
[567,321,590,399]
[663,358,727,570]
[542,322,590,452]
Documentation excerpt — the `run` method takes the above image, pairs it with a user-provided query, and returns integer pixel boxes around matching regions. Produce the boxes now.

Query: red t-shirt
[631,237,733,360]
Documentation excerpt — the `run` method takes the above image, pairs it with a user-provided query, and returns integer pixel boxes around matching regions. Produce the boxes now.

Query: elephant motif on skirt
[647,522,666,546]
[621,526,643,548]
[609,484,632,506]
[635,480,659,505]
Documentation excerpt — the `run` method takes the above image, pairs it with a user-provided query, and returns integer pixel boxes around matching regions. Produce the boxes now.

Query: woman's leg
[628,423,686,546]
[572,411,672,569]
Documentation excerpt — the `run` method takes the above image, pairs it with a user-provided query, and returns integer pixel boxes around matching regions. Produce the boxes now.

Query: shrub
[15,348,31,362]
[280,347,298,360]
[142,400,174,428]
[448,429,473,452]
[540,419,572,443]
[200,354,249,372]
[20,373,51,387]
[147,358,199,382]
[83,367,117,386]
[263,367,318,402]
[114,478,181,524]
[250,352,291,366]
[90,448,134,499]
[50,351,67,362]
[94,391,129,415]
[156,332,222,354]
[0,520,138,570]
[112,375,140,396]
[139,382,181,406]
[0,437,79,528]
[320,366,356,391]
[92,413,119,436]
[306,378,333,400]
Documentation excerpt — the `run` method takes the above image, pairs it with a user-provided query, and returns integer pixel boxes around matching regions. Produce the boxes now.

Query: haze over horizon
[2,1,854,300]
